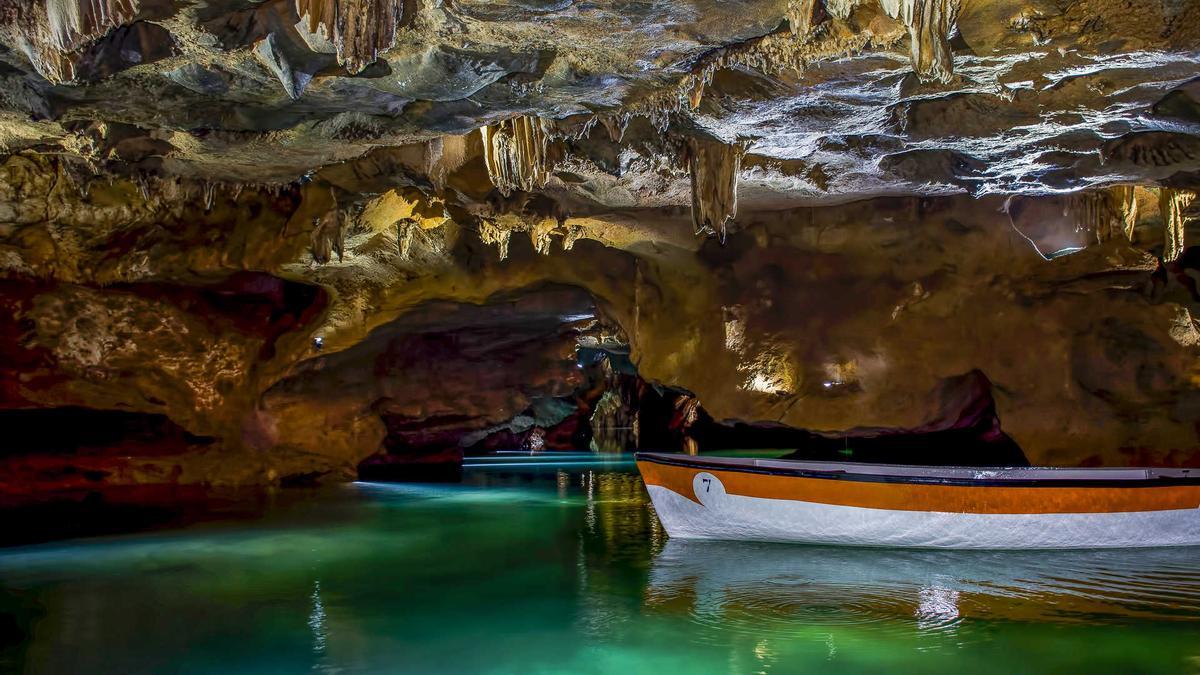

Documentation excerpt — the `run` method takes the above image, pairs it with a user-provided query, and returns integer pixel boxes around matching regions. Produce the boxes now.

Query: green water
[2,453,1200,674]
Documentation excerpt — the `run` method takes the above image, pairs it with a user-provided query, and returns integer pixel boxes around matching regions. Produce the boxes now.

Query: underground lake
[3,453,1200,675]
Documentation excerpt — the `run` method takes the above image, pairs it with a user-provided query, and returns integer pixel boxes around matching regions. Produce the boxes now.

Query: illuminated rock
[480,116,557,197]
[879,0,960,83]
[687,138,745,240]
[1160,188,1196,262]
[295,0,415,73]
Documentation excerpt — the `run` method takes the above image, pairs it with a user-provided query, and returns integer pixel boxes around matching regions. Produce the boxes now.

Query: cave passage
[347,292,1030,480]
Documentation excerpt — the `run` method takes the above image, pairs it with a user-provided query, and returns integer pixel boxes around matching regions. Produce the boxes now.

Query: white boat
[636,452,1200,549]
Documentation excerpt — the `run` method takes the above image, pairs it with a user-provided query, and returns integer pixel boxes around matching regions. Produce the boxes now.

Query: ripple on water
[700,580,931,639]
[646,540,1200,646]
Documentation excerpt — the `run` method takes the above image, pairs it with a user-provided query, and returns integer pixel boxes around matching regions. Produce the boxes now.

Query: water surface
[2,453,1199,674]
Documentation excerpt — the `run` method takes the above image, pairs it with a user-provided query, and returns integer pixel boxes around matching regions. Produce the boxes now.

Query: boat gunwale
[634,452,1200,489]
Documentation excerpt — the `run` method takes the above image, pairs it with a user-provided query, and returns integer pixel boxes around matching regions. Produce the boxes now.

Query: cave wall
[255,285,602,478]
[1,149,1199,491]
[623,197,1200,467]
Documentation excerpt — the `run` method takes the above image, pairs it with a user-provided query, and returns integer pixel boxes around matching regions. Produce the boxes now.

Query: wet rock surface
[0,1,1198,498]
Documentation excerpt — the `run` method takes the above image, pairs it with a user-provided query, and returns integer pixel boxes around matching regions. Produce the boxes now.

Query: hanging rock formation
[786,0,820,37]
[1,0,142,83]
[1160,188,1196,262]
[480,116,557,197]
[1113,186,1140,240]
[880,0,960,83]
[295,0,415,73]
[687,138,745,239]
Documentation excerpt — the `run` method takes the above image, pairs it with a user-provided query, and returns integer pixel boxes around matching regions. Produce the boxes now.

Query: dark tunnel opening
[0,407,214,458]
[352,289,1030,483]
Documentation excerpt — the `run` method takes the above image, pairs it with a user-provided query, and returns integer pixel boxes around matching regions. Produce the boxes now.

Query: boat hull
[638,455,1200,549]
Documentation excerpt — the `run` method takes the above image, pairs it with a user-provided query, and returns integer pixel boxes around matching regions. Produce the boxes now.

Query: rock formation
[1161,188,1196,262]
[0,0,1199,501]
[480,116,556,197]
[295,0,415,73]
[880,0,960,83]
[687,138,745,240]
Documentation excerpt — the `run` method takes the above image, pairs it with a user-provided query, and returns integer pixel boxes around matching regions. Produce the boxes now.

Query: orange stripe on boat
[637,460,1200,515]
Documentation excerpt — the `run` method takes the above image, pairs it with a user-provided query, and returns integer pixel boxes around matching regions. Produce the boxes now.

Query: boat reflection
[646,539,1200,635]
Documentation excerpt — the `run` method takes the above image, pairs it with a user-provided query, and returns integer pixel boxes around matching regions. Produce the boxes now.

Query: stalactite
[1160,188,1195,262]
[202,181,216,212]
[59,160,93,198]
[479,116,556,197]
[687,138,745,241]
[529,220,556,256]
[879,0,960,84]
[295,0,416,74]
[823,0,860,19]
[561,224,584,251]
[1070,191,1119,244]
[6,0,139,84]
[397,219,417,257]
[1112,185,1138,240]
[685,65,716,110]
[478,218,512,260]
[596,114,630,143]
[310,188,345,264]
[1009,190,1139,254]
[44,0,137,50]
[423,134,471,194]
[545,116,597,143]
[310,209,345,264]
[134,172,150,201]
[787,0,820,36]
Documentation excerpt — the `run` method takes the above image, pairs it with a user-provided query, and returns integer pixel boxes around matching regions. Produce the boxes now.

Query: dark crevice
[0,407,213,458]
[0,486,293,547]
[72,22,178,83]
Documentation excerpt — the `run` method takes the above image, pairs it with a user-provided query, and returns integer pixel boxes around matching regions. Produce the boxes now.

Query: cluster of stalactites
[1068,186,1141,246]
[46,0,137,49]
[8,0,139,83]
[881,0,960,83]
[1086,186,1195,261]
[1160,188,1196,262]
[479,116,556,197]
[295,0,412,74]
[687,138,746,241]
[1074,188,1129,244]
[792,0,960,83]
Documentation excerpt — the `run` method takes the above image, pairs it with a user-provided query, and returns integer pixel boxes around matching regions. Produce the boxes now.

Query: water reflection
[309,580,326,655]
[7,463,1200,675]
[647,539,1200,639]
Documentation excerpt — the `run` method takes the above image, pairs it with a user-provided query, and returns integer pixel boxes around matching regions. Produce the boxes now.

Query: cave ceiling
[3,0,1200,486]
[0,0,1197,210]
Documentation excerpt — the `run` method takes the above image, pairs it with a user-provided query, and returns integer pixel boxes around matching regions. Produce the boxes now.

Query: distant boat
[635,452,1200,549]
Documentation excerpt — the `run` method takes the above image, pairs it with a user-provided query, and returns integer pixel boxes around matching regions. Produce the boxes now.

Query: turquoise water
[3,453,1200,674]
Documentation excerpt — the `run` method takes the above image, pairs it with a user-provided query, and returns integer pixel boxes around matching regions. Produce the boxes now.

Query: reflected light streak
[309,580,327,655]
[463,461,635,469]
